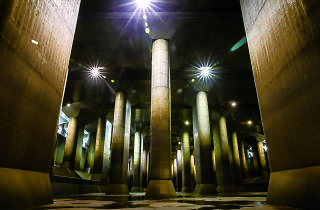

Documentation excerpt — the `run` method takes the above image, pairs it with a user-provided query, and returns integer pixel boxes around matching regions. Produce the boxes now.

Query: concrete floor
[34,192,298,209]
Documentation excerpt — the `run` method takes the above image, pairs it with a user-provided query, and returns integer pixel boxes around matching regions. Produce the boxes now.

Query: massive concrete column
[212,117,233,192]
[106,92,131,195]
[190,154,196,190]
[0,1,81,207]
[86,132,96,173]
[230,132,244,191]
[176,149,182,192]
[240,141,249,178]
[252,143,261,176]
[146,39,176,198]
[257,140,268,176]
[54,134,66,166]
[141,149,148,191]
[132,132,142,192]
[193,92,217,194]
[240,0,320,208]
[181,132,192,192]
[93,116,106,174]
[192,105,201,192]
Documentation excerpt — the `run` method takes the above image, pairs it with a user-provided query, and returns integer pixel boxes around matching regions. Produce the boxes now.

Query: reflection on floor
[36,192,297,209]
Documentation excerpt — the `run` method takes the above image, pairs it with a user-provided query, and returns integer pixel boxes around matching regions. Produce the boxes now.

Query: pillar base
[194,184,217,194]
[181,186,193,193]
[217,185,234,193]
[131,187,142,192]
[146,180,176,199]
[105,184,129,195]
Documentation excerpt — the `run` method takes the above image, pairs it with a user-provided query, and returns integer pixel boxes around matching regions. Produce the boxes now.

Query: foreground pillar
[131,132,142,192]
[146,39,176,199]
[240,0,320,208]
[212,117,233,192]
[181,132,192,192]
[193,92,217,194]
[106,92,131,195]
[257,140,268,176]
[0,1,81,208]
[230,132,244,191]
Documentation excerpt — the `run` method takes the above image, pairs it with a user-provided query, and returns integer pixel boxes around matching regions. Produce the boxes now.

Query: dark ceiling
[62,0,262,140]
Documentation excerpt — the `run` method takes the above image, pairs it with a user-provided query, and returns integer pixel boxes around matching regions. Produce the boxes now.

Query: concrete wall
[0,0,80,208]
[240,0,320,208]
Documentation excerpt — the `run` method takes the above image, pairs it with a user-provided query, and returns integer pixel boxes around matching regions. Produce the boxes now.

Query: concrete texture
[212,118,233,193]
[257,141,268,176]
[93,116,107,174]
[131,132,141,192]
[86,132,96,173]
[181,132,192,192]
[230,132,244,191]
[0,0,80,208]
[240,141,249,178]
[240,0,320,208]
[146,39,176,199]
[107,92,131,195]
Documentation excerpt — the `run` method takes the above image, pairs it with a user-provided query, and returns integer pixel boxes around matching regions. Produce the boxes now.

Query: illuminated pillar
[240,141,249,178]
[192,106,201,192]
[93,116,106,175]
[146,39,176,199]
[193,91,217,194]
[141,149,148,191]
[212,150,216,175]
[252,143,261,176]
[132,132,142,192]
[231,132,244,191]
[190,154,196,190]
[181,132,192,192]
[212,117,233,192]
[86,132,96,173]
[176,149,182,192]
[62,117,84,170]
[106,92,131,195]
[257,141,268,176]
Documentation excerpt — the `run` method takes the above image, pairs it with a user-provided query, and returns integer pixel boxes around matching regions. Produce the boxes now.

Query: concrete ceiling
[63,0,262,139]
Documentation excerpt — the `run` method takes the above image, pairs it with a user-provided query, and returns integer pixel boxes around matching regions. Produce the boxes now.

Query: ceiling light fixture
[199,66,212,77]
[136,0,151,9]
[248,120,253,125]
[90,67,100,78]
[185,120,190,126]
[231,102,237,107]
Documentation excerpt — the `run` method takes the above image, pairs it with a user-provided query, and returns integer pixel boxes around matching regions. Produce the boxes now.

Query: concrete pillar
[257,141,268,176]
[62,118,84,171]
[230,132,244,191]
[173,158,177,189]
[176,149,182,192]
[181,132,192,192]
[193,92,217,194]
[0,0,81,208]
[86,132,96,173]
[93,116,106,174]
[192,105,201,192]
[101,121,113,185]
[212,117,233,192]
[106,92,131,195]
[132,132,142,192]
[212,150,216,175]
[252,143,261,176]
[54,134,66,166]
[240,141,249,178]
[190,154,196,190]
[141,149,148,191]
[146,39,176,198]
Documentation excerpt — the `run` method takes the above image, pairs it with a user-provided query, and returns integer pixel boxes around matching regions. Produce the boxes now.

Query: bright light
[248,120,253,125]
[231,102,237,107]
[90,67,100,77]
[66,103,71,107]
[185,120,190,126]
[191,78,195,83]
[145,22,148,27]
[136,0,151,9]
[178,142,181,145]
[145,27,150,34]
[199,66,213,78]
[143,14,147,20]
[111,79,115,83]
[31,40,39,45]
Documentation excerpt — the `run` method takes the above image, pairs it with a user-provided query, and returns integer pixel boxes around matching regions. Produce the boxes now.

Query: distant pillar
[132,132,142,192]
[62,117,84,170]
[86,132,96,173]
[93,116,106,175]
[190,154,196,190]
[240,141,249,178]
[257,141,268,176]
[212,117,233,192]
[176,149,182,192]
[106,92,131,195]
[212,150,216,175]
[181,132,192,192]
[252,143,261,176]
[146,39,176,199]
[230,132,244,191]
[193,91,217,194]
[141,149,148,191]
